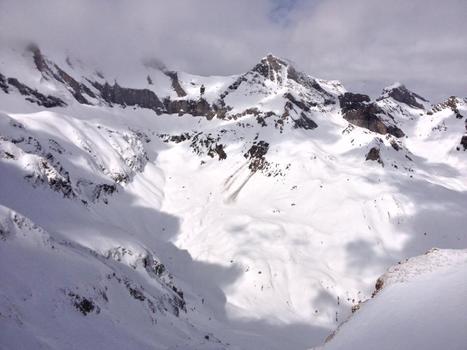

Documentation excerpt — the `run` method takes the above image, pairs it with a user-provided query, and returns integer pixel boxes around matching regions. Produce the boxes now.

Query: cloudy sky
[1,0,466,101]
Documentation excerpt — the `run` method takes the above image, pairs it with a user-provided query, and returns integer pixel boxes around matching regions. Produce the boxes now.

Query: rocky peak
[251,54,290,84]
[379,82,428,109]
[432,96,465,118]
[26,43,95,104]
[256,54,289,73]
[248,54,335,105]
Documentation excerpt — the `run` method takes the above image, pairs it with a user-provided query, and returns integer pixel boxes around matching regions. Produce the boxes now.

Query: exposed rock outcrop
[293,113,318,130]
[0,73,8,93]
[164,98,212,117]
[244,141,269,171]
[286,66,334,102]
[159,131,227,160]
[461,135,467,150]
[284,92,312,111]
[365,147,384,166]
[92,81,164,114]
[433,96,464,120]
[7,77,66,108]
[339,92,371,111]
[282,93,318,130]
[379,83,427,109]
[339,92,405,138]
[165,71,187,97]
[252,54,289,84]
[252,54,332,100]
[28,44,95,104]
[51,65,95,104]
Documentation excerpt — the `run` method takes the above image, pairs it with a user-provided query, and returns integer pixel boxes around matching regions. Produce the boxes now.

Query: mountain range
[1,45,466,350]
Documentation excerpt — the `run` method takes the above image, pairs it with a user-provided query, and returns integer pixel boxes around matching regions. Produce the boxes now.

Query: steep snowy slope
[0,205,209,350]
[1,45,466,350]
[320,248,467,350]
[0,109,234,349]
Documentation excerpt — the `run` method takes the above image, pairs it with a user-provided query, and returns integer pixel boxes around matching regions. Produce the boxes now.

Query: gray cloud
[0,0,465,101]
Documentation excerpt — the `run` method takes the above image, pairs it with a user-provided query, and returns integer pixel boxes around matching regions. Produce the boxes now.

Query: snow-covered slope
[0,206,204,350]
[1,45,466,350]
[320,248,467,350]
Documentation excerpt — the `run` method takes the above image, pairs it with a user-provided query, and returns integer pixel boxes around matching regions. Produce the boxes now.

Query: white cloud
[0,0,465,101]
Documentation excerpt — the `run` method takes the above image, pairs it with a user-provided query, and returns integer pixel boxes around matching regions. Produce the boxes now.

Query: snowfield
[320,248,467,350]
[0,46,466,350]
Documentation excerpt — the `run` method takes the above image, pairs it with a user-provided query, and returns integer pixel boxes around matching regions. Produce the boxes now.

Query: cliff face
[339,92,405,137]
[91,81,165,113]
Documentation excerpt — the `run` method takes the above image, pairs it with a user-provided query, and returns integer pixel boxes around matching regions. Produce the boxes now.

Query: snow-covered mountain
[1,45,466,350]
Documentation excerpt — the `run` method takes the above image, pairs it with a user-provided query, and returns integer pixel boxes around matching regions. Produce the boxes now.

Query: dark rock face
[432,96,461,114]
[384,125,405,138]
[190,133,227,160]
[282,94,318,130]
[211,144,227,160]
[294,113,318,130]
[165,71,187,97]
[28,44,168,112]
[76,298,96,315]
[52,65,95,104]
[252,54,288,83]
[339,93,405,138]
[461,135,467,150]
[160,132,227,160]
[365,147,384,166]
[372,277,385,297]
[163,98,228,119]
[160,133,191,143]
[28,43,49,73]
[339,92,371,113]
[164,98,210,117]
[390,140,401,151]
[0,73,9,93]
[219,76,247,100]
[284,93,311,111]
[93,183,117,203]
[7,77,66,108]
[244,141,269,171]
[381,84,427,109]
[435,97,464,120]
[287,67,334,102]
[125,282,146,301]
[68,292,98,315]
[245,141,269,159]
[29,44,94,104]
[92,81,164,114]
[345,107,405,138]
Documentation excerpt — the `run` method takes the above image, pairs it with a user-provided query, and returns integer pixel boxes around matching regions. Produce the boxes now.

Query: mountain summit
[379,82,429,109]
